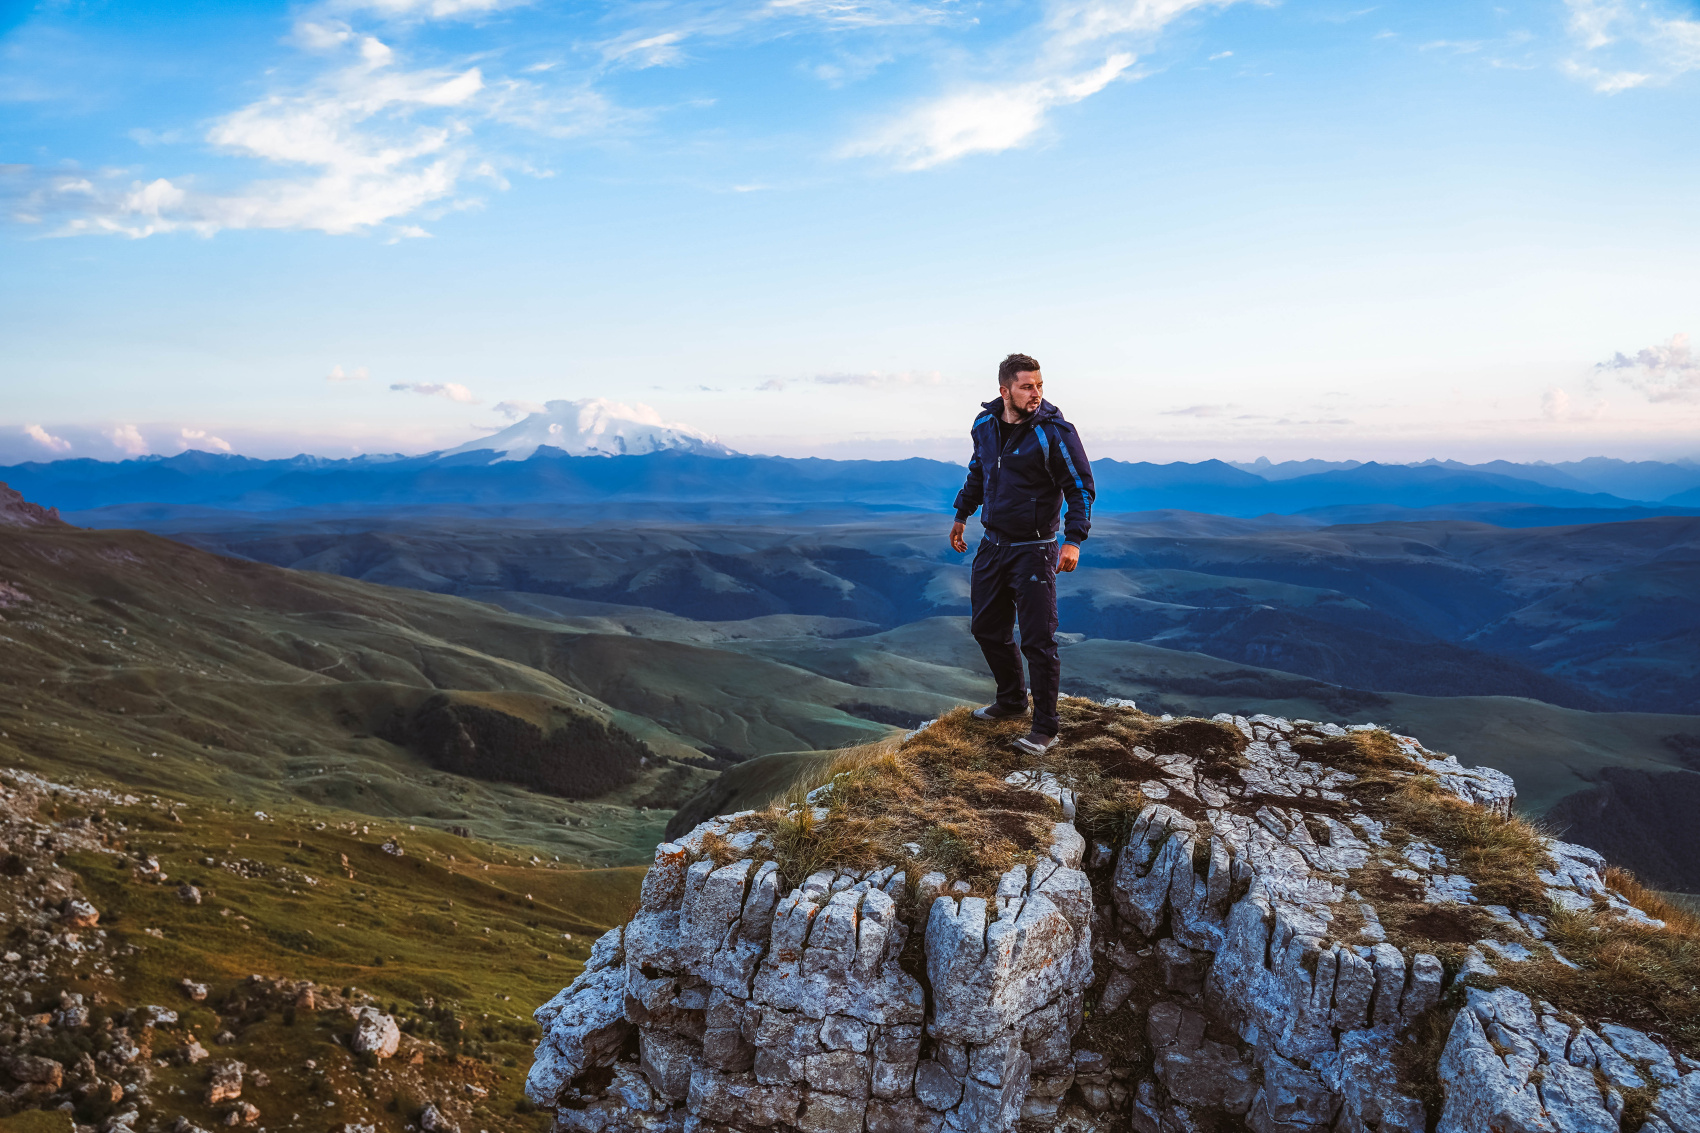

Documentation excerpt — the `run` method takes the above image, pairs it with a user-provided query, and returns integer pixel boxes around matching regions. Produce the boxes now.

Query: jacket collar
[980,397,1059,424]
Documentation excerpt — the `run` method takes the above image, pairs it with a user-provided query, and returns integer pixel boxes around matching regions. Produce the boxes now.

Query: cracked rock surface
[528,705,1700,1133]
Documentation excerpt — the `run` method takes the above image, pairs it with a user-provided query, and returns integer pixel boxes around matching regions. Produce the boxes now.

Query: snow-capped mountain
[441,399,735,461]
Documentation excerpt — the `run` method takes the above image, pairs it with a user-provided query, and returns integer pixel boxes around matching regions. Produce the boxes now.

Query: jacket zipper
[989,407,1040,534]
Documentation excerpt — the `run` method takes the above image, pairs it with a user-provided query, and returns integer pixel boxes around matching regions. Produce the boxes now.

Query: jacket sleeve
[953,420,986,521]
[1048,423,1095,544]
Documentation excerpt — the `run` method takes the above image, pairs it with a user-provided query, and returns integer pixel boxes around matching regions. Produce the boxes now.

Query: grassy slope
[0,524,952,863]
[11,773,643,1132]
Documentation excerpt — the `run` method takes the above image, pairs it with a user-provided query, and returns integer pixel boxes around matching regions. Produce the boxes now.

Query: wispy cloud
[594,0,952,75]
[493,398,544,418]
[1561,0,1700,92]
[759,370,945,391]
[327,364,370,381]
[843,0,1255,169]
[391,380,479,402]
[1598,333,1700,403]
[23,425,71,454]
[1160,403,1233,417]
[330,0,533,19]
[843,56,1139,169]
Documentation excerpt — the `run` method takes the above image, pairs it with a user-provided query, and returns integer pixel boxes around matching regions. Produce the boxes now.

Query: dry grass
[1298,731,1553,914]
[1385,776,1552,912]
[1311,732,1700,1056]
[1604,866,1700,934]
[736,708,1069,895]
[1078,785,1149,850]
[1482,869,1700,1056]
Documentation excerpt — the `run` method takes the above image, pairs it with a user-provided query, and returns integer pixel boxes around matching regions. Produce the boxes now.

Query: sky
[2,0,1699,465]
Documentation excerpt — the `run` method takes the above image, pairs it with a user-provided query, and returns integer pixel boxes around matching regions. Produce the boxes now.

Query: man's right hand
[949,520,968,553]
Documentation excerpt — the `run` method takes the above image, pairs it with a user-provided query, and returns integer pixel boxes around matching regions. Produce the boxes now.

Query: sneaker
[972,703,1028,721]
[1013,731,1058,755]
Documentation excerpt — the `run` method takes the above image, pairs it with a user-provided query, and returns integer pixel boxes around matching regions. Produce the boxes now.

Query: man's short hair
[998,353,1041,387]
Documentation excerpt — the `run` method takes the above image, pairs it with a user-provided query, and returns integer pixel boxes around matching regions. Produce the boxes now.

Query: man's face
[1002,370,1044,415]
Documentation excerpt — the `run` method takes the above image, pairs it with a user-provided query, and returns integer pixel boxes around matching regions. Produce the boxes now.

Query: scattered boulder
[204,1059,244,1105]
[419,1102,459,1133]
[6,1053,65,1091]
[221,1101,259,1125]
[350,1006,401,1059]
[178,884,203,905]
[62,899,99,927]
[181,979,209,1001]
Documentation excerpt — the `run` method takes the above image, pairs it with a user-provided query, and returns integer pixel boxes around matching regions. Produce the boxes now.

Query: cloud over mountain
[439,397,733,459]
[1599,333,1700,404]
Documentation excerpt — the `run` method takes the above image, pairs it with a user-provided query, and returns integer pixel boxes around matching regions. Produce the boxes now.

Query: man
[950,353,1096,755]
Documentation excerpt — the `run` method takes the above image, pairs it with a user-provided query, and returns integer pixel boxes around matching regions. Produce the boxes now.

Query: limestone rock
[204,1060,244,1105]
[418,1103,459,1133]
[527,708,1683,1133]
[350,1007,400,1058]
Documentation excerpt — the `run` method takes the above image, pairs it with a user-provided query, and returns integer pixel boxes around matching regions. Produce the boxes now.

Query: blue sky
[3,0,1698,464]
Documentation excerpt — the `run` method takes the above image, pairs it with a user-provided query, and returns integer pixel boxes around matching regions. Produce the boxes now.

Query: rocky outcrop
[0,483,65,529]
[529,815,1090,1133]
[528,706,1700,1133]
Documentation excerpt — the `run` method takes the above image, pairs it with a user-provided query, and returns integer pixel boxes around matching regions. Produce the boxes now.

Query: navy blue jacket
[953,398,1095,545]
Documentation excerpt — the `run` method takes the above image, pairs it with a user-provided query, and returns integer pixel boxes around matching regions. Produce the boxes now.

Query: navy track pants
[970,537,1061,737]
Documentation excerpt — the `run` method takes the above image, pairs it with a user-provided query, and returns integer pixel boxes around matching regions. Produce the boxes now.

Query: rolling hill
[136,511,1700,714]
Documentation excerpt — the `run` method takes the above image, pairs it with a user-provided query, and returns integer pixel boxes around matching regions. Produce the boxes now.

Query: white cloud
[845,0,1252,168]
[180,428,234,452]
[391,380,479,402]
[493,399,545,418]
[327,364,370,381]
[106,425,149,455]
[1599,333,1700,403]
[329,0,533,19]
[23,425,71,453]
[7,5,619,240]
[1542,388,1571,419]
[10,38,489,238]
[845,55,1137,168]
[1561,0,1700,91]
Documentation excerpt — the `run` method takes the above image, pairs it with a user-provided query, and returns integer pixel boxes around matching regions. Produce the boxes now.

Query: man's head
[998,353,1043,416]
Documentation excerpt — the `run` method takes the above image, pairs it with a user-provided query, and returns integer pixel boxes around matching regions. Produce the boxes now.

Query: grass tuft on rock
[1486,870,1700,1055]
[741,707,1086,893]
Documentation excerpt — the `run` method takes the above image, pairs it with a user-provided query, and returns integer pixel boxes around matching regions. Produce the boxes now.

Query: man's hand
[949,521,968,554]
[1058,543,1080,573]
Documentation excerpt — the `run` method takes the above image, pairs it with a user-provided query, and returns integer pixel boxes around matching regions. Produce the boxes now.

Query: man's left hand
[1058,543,1080,573]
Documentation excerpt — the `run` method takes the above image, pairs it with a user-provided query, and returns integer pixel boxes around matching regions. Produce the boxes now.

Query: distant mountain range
[9,444,1700,525]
